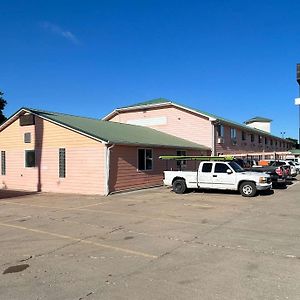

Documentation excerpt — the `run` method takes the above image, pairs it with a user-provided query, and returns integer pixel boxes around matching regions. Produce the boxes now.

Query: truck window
[202,163,212,173]
[214,163,230,173]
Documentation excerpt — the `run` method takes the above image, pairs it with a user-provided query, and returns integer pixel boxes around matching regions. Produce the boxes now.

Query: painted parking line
[1,201,211,226]
[0,222,158,259]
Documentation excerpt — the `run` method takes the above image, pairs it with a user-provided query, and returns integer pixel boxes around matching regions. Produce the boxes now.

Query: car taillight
[276,167,282,176]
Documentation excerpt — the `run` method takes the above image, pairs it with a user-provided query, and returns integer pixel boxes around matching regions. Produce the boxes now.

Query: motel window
[1,151,6,175]
[259,136,262,144]
[230,128,237,144]
[59,148,66,178]
[280,141,282,147]
[176,150,187,168]
[242,131,246,141]
[270,139,273,146]
[24,133,31,143]
[275,140,278,147]
[25,150,35,168]
[265,138,268,145]
[250,134,255,142]
[138,149,153,171]
[217,124,224,137]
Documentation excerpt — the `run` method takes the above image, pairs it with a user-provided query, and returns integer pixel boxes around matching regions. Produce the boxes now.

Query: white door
[212,163,236,189]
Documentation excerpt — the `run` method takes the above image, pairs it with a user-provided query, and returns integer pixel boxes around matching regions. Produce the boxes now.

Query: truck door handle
[213,175,217,177]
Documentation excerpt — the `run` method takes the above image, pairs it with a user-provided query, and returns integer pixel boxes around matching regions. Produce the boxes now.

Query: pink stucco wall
[0,114,106,194]
[108,105,214,149]
[109,145,206,193]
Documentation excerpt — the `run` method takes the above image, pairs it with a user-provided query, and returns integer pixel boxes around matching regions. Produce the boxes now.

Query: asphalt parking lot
[1,180,300,300]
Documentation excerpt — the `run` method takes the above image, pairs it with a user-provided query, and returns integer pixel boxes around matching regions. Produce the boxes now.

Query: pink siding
[108,105,292,156]
[109,145,206,193]
[109,105,213,149]
[0,115,106,195]
[215,124,292,155]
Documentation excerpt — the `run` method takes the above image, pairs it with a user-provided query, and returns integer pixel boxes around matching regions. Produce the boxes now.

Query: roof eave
[108,141,210,150]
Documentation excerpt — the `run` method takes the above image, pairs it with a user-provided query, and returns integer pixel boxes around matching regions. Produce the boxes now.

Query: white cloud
[40,21,79,44]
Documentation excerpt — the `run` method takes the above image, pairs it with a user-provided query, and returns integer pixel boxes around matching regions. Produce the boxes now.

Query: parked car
[268,160,297,178]
[286,160,300,174]
[245,165,287,188]
[235,159,287,188]
[162,158,272,197]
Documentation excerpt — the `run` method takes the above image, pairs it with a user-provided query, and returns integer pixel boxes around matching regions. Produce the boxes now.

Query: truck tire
[239,182,257,197]
[172,179,186,194]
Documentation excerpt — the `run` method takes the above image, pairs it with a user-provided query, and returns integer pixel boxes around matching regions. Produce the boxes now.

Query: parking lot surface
[0,180,300,300]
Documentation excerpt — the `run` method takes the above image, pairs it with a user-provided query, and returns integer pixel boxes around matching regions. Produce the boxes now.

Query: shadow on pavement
[0,190,38,200]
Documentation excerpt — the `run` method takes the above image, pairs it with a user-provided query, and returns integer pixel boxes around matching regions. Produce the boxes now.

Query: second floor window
[217,124,224,137]
[250,134,255,142]
[242,131,246,141]
[230,128,237,144]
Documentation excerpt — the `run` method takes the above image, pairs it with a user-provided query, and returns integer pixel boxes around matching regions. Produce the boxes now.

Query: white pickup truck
[163,160,272,197]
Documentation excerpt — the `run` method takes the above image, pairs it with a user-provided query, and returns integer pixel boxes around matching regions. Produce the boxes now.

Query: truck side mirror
[226,169,233,174]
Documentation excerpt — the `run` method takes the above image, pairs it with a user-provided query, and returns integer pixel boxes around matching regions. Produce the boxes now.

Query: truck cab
[161,156,272,197]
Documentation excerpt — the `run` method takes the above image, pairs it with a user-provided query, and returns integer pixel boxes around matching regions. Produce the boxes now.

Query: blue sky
[1,0,300,139]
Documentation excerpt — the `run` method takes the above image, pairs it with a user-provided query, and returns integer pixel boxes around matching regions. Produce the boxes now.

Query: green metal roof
[244,116,272,124]
[119,98,173,109]
[118,98,286,140]
[290,149,300,154]
[23,108,209,150]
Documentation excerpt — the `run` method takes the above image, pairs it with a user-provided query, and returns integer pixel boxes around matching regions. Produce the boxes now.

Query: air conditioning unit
[217,137,224,144]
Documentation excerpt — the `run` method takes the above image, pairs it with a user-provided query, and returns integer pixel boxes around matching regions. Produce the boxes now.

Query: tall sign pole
[296,64,300,144]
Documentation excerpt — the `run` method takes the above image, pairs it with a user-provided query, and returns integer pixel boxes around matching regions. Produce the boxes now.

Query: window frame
[137,148,153,171]
[24,132,31,143]
[242,131,246,141]
[230,128,237,144]
[217,124,224,138]
[1,151,6,175]
[59,148,66,178]
[25,150,36,168]
[176,150,187,167]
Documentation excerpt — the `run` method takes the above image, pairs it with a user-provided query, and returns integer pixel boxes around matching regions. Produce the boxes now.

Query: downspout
[105,143,115,196]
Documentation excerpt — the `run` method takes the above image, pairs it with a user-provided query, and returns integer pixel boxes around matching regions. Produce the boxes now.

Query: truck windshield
[229,161,245,172]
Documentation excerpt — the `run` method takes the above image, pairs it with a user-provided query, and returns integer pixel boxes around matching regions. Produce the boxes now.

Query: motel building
[103,98,296,159]
[0,107,209,195]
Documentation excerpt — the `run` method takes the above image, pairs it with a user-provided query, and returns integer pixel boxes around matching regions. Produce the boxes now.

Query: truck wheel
[172,179,186,194]
[239,182,257,197]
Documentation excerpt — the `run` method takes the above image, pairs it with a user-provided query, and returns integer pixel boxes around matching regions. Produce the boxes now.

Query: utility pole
[295,64,300,146]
